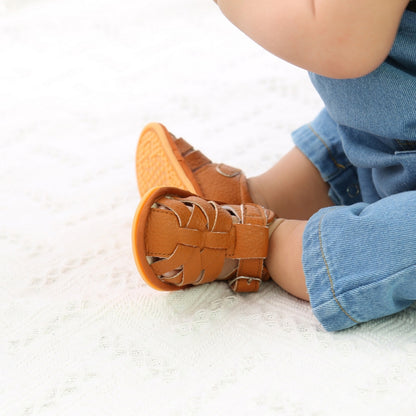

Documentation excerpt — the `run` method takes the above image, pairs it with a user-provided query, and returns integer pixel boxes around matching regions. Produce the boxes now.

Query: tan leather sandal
[136,123,252,205]
[132,186,280,293]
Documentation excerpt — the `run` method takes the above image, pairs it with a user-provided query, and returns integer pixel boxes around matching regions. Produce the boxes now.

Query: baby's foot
[136,123,252,205]
[132,186,278,293]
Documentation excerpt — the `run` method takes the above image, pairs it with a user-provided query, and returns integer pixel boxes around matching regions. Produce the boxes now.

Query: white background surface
[1,0,416,414]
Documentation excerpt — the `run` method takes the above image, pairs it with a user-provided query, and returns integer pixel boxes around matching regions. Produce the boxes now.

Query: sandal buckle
[228,276,263,293]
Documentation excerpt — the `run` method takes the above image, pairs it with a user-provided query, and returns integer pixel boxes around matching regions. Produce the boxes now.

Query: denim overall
[292,9,416,331]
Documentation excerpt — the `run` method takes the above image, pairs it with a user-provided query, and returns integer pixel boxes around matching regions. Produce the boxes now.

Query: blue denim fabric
[292,10,416,331]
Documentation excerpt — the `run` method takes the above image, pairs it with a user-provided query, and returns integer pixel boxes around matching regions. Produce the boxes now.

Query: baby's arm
[214,0,409,78]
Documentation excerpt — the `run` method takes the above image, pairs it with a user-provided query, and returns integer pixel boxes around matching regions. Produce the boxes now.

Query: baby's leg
[248,147,334,220]
[266,218,308,300]
[247,147,335,301]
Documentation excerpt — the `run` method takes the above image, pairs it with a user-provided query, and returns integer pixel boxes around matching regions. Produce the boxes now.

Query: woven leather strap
[172,135,252,205]
[145,193,275,292]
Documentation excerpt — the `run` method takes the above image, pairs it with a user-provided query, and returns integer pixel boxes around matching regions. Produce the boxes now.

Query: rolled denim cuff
[302,208,360,331]
[302,194,416,331]
[292,109,361,206]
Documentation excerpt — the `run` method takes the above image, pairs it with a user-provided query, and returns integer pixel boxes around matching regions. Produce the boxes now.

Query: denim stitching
[395,139,416,151]
[318,210,359,324]
[307,124,346,170]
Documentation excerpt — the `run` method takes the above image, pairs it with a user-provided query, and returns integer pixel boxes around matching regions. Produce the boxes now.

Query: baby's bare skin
[214,0,408,78]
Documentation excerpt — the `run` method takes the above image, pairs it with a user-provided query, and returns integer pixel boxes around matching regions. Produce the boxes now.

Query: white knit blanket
[2,0,416,414]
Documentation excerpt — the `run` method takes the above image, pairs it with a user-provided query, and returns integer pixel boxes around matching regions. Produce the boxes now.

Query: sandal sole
[136,123,202,197]
[132,186,194,291]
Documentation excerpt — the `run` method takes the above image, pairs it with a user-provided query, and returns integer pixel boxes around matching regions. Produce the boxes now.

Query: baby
[132,0,416,331]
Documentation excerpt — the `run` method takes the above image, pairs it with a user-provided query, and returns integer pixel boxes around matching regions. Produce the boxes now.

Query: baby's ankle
[247,176,269,209]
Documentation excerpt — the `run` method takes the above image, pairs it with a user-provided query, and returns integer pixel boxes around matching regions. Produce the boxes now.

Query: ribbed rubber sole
[136,123,198,197]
